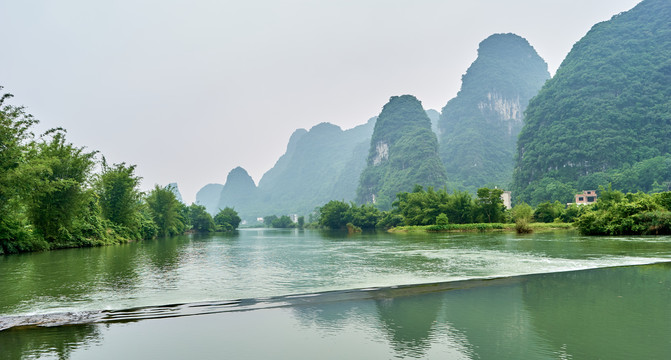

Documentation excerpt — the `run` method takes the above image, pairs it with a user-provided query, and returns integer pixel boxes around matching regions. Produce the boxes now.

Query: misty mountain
[196,183,224,214]
[357,95,447,209]
[512,0,671,204]
[217,167,258,216]
[255,118,376,216]
[438,33,550,191]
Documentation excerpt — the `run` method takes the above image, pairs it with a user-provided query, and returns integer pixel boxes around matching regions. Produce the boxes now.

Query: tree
[0,89,45,252]
[271,215,294,228]
[511,202,534,223]
[318,200,351,229]
[347,203,382,229]
[475,187,505,223]
[263,215,278,228]
[214,207,241,231]
[533,201,565,223]
[27,129,96,242]
[96,160,142,233]
[188,204,215,232]
[146,185,185,237]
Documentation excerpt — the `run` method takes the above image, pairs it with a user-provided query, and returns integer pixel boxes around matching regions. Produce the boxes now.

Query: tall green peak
[357,95,447,209]
[512,0,671,204]
[438,33,549,191]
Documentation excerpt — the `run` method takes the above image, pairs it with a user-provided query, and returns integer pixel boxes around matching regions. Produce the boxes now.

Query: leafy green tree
[318,200,351,229]
[511,202,534,223]
[27,129,97,242]
[297,216,305,229]
[263,215,278,228]
[271,215,294,228]
[214,207,241,231]
[347,203,382,229]
[0,89,47,253]
[444,190,474,224]
[474,187,505,223]
[188,204,215,232]
[436,213,449,225]
[533,201,565,223]
[95,160,142,234]
[146,185,185,237]
[574,189,671,235]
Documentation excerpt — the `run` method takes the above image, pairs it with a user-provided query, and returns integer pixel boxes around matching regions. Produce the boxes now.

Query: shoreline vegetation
[0,88,242,255]
[388,222,574,233]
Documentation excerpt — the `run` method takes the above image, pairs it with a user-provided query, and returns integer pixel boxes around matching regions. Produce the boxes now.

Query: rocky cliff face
[357,95,447,209]
[438,33,549,191]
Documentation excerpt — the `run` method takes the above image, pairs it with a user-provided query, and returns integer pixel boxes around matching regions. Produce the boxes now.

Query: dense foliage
[261,214,297,228]
[513,0,671,205]
[357,95,447,209]
[438,34,549,191]
[0,88,240,254]
[214,207,242,231]
[574,188,671,235]
[318,186,508,230]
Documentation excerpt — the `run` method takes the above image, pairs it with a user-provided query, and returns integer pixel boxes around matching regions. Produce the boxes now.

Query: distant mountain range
[196,0,671,216]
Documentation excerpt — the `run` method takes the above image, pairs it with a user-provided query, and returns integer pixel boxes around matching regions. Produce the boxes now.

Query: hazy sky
[1,0,641,203]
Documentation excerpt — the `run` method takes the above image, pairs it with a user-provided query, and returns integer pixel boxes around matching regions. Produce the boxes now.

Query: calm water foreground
[1,229,671,359]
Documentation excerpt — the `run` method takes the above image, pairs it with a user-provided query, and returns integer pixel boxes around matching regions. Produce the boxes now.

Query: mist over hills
[195,0,671,217]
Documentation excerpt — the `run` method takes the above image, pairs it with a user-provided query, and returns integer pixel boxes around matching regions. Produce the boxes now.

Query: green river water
[1,229,670,359]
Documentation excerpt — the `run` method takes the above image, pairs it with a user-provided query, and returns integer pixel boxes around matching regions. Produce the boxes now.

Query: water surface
[1,229,670,316]
[2,263,670,359]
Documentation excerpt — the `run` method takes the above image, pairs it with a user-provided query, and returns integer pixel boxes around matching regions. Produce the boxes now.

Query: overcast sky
[1,0,641,204]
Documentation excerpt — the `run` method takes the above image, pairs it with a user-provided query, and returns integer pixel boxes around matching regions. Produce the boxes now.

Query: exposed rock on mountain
[357,95,447,209]
[438,33,550,191]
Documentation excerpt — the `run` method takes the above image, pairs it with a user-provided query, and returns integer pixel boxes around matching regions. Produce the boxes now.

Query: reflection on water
[3,263,669,359]
[2,230,671,317]
[0,324,101,360]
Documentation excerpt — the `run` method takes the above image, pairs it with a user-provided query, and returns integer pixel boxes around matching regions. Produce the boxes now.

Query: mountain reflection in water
[2,262,670,360]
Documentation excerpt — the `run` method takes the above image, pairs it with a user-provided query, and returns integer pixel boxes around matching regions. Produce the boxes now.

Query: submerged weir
[2,262,671,359]
[2,230,671,358]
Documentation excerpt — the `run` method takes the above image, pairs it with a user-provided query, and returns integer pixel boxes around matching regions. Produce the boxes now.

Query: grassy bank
[389,222,574,233]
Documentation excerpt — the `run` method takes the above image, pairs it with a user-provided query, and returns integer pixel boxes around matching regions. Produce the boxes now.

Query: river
[1,229,670,359]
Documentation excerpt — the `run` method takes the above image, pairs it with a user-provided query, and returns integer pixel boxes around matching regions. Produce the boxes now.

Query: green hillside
[439,33,549,191]
[513,0,671,204]
[357,95,447,209]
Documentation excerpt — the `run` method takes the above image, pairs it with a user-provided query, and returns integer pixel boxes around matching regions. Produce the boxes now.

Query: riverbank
[388,222,574,233]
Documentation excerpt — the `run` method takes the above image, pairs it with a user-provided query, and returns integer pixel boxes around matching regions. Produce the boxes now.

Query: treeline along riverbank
[0,88,240,255]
